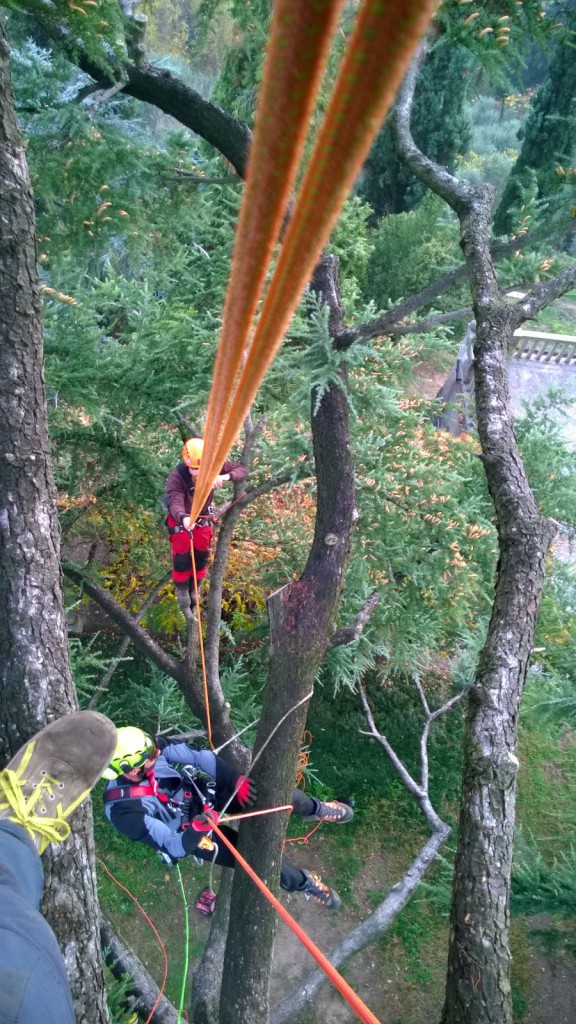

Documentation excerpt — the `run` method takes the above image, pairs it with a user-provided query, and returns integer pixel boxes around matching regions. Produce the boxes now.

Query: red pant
[167,516,213,583]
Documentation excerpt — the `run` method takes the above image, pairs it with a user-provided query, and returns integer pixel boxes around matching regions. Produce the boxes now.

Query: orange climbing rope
[191,0,438,521]
[188,0,437,746]
[208,815,381,1024]
[198,0,347,494]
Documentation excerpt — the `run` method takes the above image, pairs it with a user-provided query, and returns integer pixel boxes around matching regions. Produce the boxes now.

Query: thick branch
[11,5,252,176]
[512,266,576,325]
[100,914,178,1024]
[63,565,183,681]
[333,223,569,349]
[329,590,380,648]
[86,574,169,709]
[390,41,473,216]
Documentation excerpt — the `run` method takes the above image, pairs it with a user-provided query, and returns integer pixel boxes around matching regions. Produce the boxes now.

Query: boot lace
[0,743,89,853]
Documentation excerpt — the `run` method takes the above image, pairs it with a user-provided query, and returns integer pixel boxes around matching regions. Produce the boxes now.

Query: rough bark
[0,18,109,1022]
[219,254,357,1024]
[391,43,570,1024]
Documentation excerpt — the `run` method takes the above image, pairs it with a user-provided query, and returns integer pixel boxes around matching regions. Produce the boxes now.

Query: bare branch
[175,412,201,439]
[100,914,178,1024]
[358,683,423,800]
[333,221,571,349]
[329,590,380,648]
[270,828,449,1024]
[84,77,129,116]
[389,307,472,337]
[215,465,312,521]
[512,265,576,326]
[86,574,170,709]
[170,170,239,185]
[63,565,183,682]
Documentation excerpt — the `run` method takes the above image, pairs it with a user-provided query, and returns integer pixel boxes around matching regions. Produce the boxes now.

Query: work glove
[191,810,219,832]
[236,775,257,808]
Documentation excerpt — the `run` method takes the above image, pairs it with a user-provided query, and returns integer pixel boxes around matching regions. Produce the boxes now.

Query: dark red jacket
[165,460,248,524]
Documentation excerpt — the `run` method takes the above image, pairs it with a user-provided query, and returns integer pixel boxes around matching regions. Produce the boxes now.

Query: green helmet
[103,726,155,780]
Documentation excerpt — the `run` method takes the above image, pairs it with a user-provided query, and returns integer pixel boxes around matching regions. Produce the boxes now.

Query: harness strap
[103,783,157,802]
[103,769,171,804]
[166,517,214,536]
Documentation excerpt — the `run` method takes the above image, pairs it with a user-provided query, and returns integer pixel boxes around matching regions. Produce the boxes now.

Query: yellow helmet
[182,437,204,469]
[102,726,155,780]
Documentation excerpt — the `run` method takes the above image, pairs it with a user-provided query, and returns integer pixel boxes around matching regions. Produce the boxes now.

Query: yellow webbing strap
[191,0,437,522]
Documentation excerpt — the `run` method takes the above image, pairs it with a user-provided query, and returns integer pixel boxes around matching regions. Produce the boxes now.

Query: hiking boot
[301,798,354,824]
[0,712,117,854]
[301,869,341,910]
[176,587,195,621]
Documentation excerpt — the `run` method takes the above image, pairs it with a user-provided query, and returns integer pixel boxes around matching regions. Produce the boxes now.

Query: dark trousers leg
[0,822,75,1024]
[290,788,317,817]
[192,825,307,893]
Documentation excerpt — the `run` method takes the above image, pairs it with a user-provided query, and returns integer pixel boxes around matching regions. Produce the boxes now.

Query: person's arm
[220,460,248,484]
[165,467,188,524]
[108,802,190,859]
[157,740,217,777]
[157,738,257,807]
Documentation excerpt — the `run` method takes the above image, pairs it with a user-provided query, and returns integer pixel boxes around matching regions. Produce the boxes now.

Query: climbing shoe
[0,712,117,853]
[301,870,341,910]
[301,798,354,824]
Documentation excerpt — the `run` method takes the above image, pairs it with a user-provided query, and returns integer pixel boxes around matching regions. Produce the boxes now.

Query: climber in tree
[165,437,248,620]
[103,728,355,911]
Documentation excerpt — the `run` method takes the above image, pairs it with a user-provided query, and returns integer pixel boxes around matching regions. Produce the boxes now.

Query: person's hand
[182,516,192,530]
[236,775,257,808]
[191,810,219,832]
[214,474,230,488]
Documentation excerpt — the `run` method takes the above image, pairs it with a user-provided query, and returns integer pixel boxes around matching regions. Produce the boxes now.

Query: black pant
[193,787,317,892]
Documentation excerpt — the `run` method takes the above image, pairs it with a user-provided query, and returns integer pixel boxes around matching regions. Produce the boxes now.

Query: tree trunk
[440,307,557,1024]
[0,18,110,1022]
[390,51,566,1024]
[219,255,357,1024]
[190,871,234,1024]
